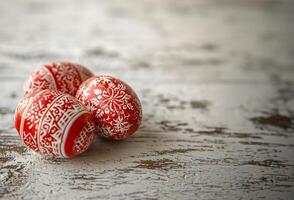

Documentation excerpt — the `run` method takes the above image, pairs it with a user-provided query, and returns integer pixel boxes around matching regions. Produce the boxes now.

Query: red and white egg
[24,62,94,96]
[76,75,142,140]
[14,89,96,158]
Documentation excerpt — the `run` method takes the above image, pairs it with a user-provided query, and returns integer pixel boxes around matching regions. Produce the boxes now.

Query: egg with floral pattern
[24,62,94,96]
[76,75,142,140]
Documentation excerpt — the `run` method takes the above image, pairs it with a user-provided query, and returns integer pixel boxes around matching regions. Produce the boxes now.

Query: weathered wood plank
[0,0,294,199]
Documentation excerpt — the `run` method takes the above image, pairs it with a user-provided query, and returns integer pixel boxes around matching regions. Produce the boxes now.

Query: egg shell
[14,89,96,158]
[76,75,142,140]
[24,62,94,96]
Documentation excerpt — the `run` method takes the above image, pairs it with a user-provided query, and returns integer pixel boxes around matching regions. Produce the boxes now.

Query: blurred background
[0,0,293,82]
[0,0,294,199]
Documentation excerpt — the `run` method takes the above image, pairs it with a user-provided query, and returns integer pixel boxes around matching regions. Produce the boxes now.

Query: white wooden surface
[0,0,294,199]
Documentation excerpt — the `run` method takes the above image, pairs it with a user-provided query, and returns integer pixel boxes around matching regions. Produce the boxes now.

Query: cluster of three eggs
[15,62,142,158]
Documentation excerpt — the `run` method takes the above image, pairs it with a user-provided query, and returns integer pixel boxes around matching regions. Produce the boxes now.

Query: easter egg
[76,75,142,140]
[24,62,94,96]
[14,89,96,158]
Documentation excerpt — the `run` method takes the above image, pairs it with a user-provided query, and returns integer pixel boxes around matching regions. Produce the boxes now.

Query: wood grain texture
[0,0,294,199]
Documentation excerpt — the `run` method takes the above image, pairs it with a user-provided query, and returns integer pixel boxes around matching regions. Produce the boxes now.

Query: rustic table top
[0,0,294,199]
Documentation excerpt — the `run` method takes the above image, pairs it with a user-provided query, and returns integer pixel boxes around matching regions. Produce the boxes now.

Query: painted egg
[14,89,96,158]
[24,62,94,96]
[76,75,142,140]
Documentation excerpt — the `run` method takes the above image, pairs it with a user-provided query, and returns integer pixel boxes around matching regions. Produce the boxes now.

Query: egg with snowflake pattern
[24,62,94,96]
[76,75,142,140]
[14,89,96,158]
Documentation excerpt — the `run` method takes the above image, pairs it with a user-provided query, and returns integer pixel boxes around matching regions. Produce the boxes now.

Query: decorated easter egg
[14,89,96,158]
[24,62,94,96]
[76,75,142,140]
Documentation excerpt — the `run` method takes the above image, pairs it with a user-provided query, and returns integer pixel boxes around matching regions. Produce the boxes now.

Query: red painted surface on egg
[76,75,142,140]
[24,62,94,96]
[14,89,96,158]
